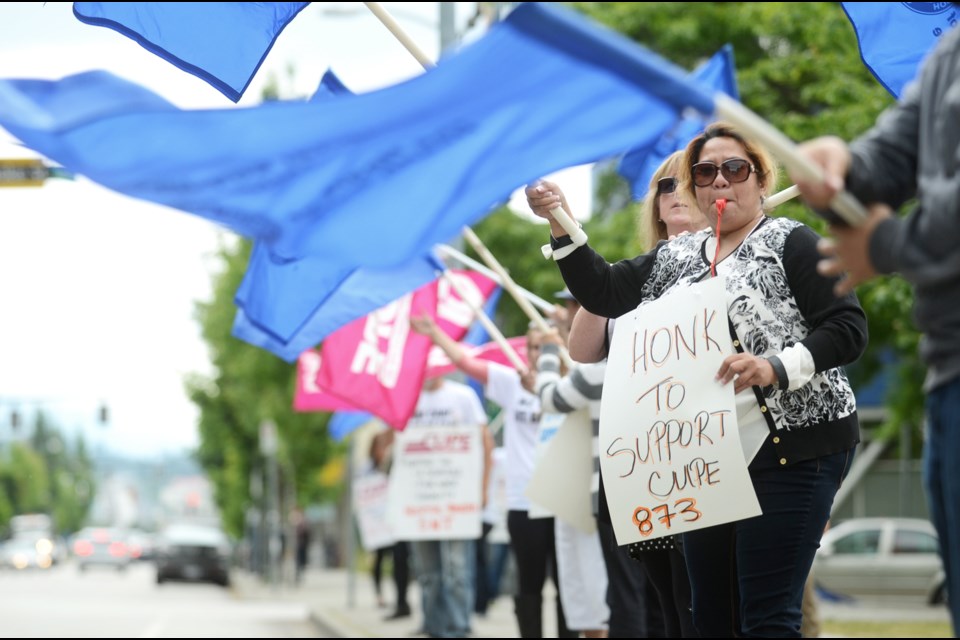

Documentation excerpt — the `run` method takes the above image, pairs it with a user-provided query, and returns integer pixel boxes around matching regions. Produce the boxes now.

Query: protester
[411,314,576,638]
[476,445,508,616]
[371,544,390,608]
[403,374,493,639]
[526,293,610,639]
[792,24,960,635]
[527,121,868,637]
[370,427,414,621]
[625,150,704,637]
[560,151,704,637]
[292,507,310,586]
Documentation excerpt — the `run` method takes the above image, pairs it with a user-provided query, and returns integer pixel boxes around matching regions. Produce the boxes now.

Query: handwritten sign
[353,470,396,551]
[600,277,761,545]
[387,425,483,540]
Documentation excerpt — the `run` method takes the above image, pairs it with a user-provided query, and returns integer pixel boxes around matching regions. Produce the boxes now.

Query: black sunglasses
[691,158,755,187]
[656,177,678,195]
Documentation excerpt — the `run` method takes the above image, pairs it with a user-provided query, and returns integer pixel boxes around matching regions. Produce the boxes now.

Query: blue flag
[328,411,374,442]
[231,252,443,362]
[73,2,309,102]
[618,45,739,201]
[1,2,715,271]
[231,71,442,358]
[842,2,958,98]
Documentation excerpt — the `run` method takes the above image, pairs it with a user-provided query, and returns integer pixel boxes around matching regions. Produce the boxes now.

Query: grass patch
[822,620,953,638]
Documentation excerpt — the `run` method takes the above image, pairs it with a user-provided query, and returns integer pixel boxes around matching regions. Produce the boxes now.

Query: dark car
[155,523,231,587]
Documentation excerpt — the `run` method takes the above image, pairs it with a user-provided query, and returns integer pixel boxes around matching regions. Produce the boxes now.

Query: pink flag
[426,336,528,379]
[315,270,498,430]
[294,350,361,412]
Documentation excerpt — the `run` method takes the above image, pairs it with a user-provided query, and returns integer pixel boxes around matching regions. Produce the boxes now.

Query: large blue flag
[0,2,715,271]
[72,2,309,102]
[618,44,739,201]
[232,71,441,357]
[231,252,443,362]
[842,2,958,98]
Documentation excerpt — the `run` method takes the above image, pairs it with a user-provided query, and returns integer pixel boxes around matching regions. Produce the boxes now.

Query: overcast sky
[0,2,590,458]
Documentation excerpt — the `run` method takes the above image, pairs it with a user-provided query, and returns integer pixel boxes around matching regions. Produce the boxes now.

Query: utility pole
[259,419,281,589]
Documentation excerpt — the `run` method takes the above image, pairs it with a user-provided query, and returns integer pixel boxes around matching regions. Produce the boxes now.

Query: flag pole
[763,184,800,211]
[461,227,575,369]
[713,94,867,225]
[439,270,528,374]
[436,244,554,314]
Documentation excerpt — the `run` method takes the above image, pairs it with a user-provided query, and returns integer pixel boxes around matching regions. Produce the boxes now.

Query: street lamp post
[259,419,281,589]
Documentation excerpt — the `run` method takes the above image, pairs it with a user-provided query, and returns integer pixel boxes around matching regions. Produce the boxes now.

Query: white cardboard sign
[600,277,761,545]
[386,425,483,540]
[353,470,397,551]
[525,408,597,533]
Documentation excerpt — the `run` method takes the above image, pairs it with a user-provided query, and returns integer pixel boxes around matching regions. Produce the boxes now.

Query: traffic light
[9,410,19,430]
[98,404,109,424]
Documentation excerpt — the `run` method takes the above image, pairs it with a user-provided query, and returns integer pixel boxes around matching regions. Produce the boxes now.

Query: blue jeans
[412,538,475,638]
[682,439,853,637]
[925,377,960,634]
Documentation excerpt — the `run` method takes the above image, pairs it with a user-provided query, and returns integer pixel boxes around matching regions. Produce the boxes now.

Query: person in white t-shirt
[405,375,492,639]
[411,315,576,639]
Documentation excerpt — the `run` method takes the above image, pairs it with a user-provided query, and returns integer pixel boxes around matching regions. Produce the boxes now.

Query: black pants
[597,518,666,638]
[683,441,853,637]
[507,510,575,637]
[387,541,410,611]
[475,522,494,614]
[641,547,698,637]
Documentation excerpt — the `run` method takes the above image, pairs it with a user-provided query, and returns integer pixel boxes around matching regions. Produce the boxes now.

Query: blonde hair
[638,150,690,251]
[678,121,780,205]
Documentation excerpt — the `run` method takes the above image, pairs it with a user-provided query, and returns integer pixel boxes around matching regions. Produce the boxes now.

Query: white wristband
[542,227,588,261]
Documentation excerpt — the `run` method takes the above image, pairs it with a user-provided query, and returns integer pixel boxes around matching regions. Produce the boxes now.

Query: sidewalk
[232,565,536,638]
[232,565,951,637]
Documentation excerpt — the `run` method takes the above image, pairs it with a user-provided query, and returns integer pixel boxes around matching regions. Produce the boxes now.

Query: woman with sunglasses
[642,150,709,247]
[560,151,705,638]
[526,121,867,637]
[629,150,706,638]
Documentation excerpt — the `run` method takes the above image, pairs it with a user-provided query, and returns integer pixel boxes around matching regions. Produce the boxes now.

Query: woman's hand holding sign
[716,353,777,394]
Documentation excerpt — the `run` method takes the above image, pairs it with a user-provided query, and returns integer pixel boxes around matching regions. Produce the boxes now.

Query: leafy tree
[0,443,49,514]
[0,414,95,536]
[52,435,97,535]
[188,237,345,539]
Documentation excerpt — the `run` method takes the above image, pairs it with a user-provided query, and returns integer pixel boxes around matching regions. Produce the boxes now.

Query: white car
[812,517,945,605]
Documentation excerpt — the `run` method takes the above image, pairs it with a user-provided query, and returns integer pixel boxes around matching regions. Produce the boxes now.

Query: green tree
[0,443,50,515]
[0,415,96,536]
[53,436,97,534]
[188,237,345,539]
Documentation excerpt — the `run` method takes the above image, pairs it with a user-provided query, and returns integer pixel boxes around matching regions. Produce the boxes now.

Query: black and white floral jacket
[555,216,868,465]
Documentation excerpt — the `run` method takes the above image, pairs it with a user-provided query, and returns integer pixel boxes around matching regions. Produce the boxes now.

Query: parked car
[155,523,231,587]
[72,527,131,572]
[812,517,945,605]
